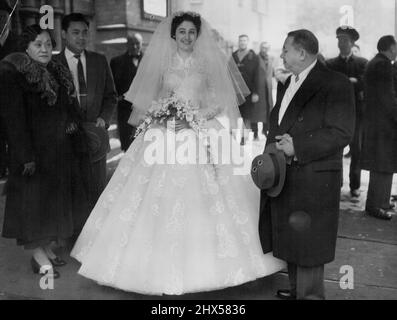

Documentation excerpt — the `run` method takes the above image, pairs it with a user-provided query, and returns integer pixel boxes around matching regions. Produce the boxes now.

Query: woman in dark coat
[0,25,89,278]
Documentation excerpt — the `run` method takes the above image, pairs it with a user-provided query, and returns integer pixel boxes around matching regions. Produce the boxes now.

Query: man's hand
[22,162,36,176]
[251,93,259,104]
[96,117,106,129]
[276,134,296,158]
[66,122,78,134]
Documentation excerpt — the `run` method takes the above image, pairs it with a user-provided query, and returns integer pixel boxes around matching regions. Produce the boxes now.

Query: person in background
[232,35,259,143]
[255,41,274,138]
[110,34,143,152]
[361,35,397,221]
[55,13,117,231]
[326,26,368,199]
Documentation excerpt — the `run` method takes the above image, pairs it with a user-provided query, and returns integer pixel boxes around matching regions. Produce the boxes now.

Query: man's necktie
[74,54,88,111]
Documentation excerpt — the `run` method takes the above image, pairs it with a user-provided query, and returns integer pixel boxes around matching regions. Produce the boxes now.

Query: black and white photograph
[0,0,396,305]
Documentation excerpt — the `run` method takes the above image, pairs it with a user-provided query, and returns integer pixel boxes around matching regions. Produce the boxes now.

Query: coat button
[298,116,304,122]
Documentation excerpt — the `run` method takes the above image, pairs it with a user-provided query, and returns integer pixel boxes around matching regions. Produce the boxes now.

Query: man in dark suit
[255,41,274,138]
[0,0,18,178]
[326,26,368,198]
[232,35,259,141]
[259,30,355,300]
[110,34,143,152]
[361,36,397,221]
[55,13,117,230]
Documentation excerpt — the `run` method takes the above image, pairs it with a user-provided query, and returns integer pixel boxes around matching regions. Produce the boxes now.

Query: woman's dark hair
[19,24,56,51]
[171,13,201,39]
[62,13,90,32]
[377,35,396,52]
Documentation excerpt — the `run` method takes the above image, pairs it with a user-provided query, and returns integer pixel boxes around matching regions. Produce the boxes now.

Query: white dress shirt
[278,60,318,125]
[65,48,87,104]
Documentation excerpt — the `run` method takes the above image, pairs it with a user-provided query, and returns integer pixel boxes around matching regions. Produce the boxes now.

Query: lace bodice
[160,53,222,120]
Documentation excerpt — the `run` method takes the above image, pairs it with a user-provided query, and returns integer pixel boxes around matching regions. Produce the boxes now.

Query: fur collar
[3,53,75,106]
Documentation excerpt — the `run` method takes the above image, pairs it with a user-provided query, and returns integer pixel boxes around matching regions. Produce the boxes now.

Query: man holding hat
[0,0,18,179]
[326,26,368,199]
[255,29,355,300]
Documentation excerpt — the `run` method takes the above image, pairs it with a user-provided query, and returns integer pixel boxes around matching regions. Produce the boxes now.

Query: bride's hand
[173,119,190,131]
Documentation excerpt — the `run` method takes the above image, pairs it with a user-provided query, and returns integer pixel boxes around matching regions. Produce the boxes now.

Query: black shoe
[391,195,397,202]
[366,208,393,221]
[350,189,361,198]
[49,256,67,267]
[276,289,296,300]
[31,257,60,279]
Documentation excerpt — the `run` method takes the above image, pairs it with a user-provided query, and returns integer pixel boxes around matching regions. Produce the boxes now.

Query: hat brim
[81,123,110,162]
[264,143,286,197]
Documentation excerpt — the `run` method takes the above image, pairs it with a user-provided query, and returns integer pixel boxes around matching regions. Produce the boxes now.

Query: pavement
[0,129,396,300]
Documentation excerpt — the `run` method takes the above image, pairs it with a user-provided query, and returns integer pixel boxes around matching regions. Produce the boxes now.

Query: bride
[71,11,285,296]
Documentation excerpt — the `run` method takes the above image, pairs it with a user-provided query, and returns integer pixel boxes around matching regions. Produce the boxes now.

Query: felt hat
[251,143,286,197]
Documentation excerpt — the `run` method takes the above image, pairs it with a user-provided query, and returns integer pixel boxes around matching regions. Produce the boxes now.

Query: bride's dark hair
[171,12,201,39]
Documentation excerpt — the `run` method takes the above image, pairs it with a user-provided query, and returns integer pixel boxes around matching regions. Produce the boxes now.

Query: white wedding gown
[71,54,286,296]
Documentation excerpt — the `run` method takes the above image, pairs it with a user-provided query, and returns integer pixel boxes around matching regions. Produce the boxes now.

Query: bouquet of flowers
[134,92,205,137]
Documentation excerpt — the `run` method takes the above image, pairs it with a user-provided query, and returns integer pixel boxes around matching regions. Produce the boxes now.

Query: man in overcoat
[254,42,274,138]
[326,26,368,198]
[55,13,117,231]
[259,30,355,300]
[232,35,259,139]
[110,34,143,152]
[361,35,397,221]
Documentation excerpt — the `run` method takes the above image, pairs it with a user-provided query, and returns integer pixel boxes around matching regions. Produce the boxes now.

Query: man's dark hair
[377,35,396,52]
[62,13,90,32]
[287,29,319,55]
[19,24,56,51]
[239,34,249,39]
[170,13,201,39]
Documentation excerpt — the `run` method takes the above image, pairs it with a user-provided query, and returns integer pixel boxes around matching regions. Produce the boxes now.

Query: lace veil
[124,11,250,130]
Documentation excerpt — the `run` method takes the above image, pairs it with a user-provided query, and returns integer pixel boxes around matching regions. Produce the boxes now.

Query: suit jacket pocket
[312,160,342,172]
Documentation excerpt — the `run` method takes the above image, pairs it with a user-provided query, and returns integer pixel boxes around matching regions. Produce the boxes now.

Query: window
[142,0,168,20]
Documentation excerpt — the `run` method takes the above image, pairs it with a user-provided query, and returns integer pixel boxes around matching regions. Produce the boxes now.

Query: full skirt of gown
[70,126,286,295]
